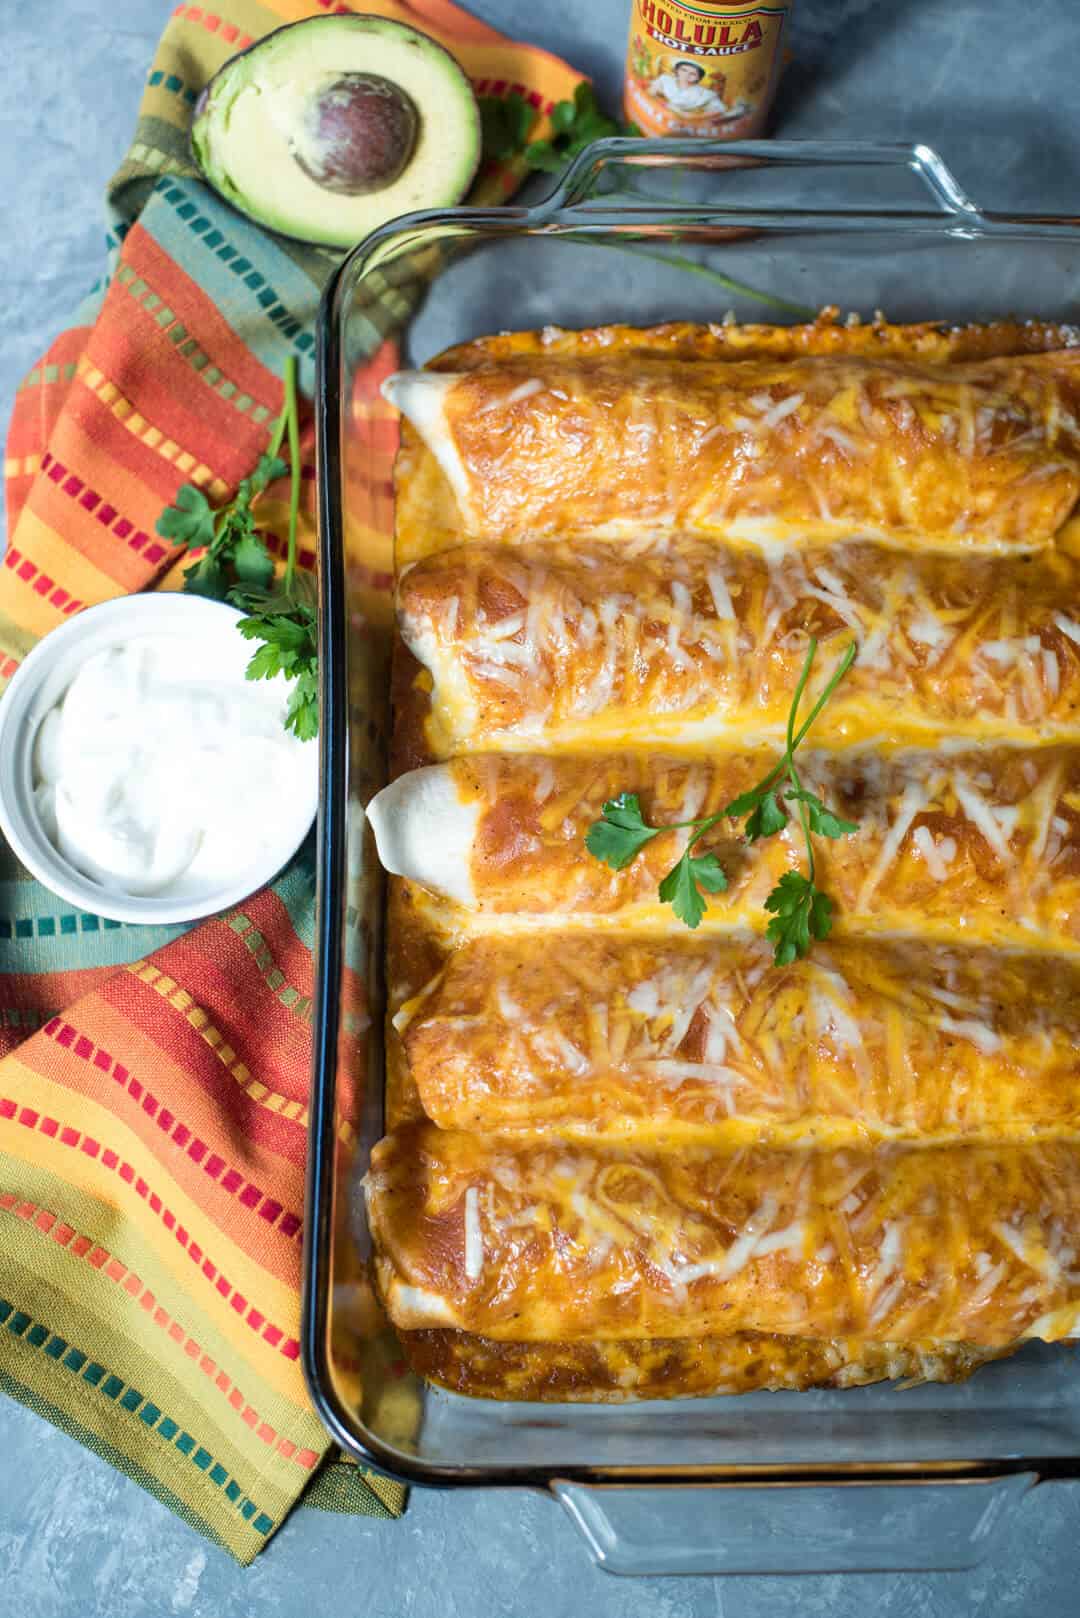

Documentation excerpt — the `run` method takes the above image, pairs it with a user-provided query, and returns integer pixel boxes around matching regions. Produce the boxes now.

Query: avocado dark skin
[296,73,419,196]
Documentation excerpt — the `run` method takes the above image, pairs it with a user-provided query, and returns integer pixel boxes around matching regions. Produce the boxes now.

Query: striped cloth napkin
[0,0,581,1563]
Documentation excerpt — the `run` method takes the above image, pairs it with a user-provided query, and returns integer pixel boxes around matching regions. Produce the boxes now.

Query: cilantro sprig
[585,639,858,960]
[155,354,318,741]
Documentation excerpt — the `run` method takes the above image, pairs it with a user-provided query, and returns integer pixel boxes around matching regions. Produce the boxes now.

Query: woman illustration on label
[648,60,747,125]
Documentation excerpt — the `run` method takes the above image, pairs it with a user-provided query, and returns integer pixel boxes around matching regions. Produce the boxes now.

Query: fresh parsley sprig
[747,639,858,962]
[479,84,630,174]
[478,91,539,164]
[658,845,729,931]
[585,639,858,959]
[524,83,631,173]
[585,791,729,931]
[154,454,284,598]
[155,354,318,741]
[234,581,318,743]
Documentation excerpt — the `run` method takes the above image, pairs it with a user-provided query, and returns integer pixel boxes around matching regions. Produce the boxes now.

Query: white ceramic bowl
[0,594,319,925]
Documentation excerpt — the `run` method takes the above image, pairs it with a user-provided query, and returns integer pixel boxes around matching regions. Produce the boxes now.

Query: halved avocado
[191,14,481,249]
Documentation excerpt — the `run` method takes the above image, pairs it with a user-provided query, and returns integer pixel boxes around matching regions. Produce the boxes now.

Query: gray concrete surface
[1,1,1079,1613]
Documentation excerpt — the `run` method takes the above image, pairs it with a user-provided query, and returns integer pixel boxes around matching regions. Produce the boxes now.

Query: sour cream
[32,634,313,898]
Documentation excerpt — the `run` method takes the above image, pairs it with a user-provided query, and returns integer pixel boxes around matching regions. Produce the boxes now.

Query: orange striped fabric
[0,0,583,1562]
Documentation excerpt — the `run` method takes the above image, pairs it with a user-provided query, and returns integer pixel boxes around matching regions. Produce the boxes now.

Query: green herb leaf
[764,872,834,965]
[521,141,569,173]
[549,98,577,135]
[786,789,858,840]
[231,527,275,590]
[243,638,289,682]
[560,81,622,155]
[478,92,537,163]
[505,80,633,177]
[231,572,317,617]
[155,355,318,741]
[743,789,788,842]
[283,666,319,742]
[238,606,318,741]
[658,849,728,930]
[237,610,314,660]
[182,554,228,598]
[722,784,768,820]
[582,640,858,963]
[156,483,216,550]
[584,792,663,870]
[687,851,729,894]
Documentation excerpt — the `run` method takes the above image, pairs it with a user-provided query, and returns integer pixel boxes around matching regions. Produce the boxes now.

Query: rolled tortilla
[396,934,1080,1142]
[396,540,1080,753]
[434,315,1080,372]
[367,1125,1080,1346]
[383,353,1080,552]
[369,746,1080,952]
[378,319,1080,1402]
[366,767,480,906]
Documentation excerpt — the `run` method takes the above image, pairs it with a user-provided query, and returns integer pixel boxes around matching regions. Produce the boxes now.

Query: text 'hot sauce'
[624,1,792,140]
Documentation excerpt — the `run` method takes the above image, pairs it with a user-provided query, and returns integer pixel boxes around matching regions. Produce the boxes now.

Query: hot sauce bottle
[624,1,793,140]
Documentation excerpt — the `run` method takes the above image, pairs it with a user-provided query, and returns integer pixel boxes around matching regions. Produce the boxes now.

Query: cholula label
[624,1,791,139]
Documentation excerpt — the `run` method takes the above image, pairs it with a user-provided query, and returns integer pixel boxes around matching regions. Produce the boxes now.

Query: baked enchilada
[366,314,1080,1402]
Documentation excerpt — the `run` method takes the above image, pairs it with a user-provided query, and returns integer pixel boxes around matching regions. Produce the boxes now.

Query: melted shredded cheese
[379,333,1080,1389]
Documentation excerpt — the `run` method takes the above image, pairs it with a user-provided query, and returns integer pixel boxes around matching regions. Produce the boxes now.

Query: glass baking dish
[306,140,1080,1575]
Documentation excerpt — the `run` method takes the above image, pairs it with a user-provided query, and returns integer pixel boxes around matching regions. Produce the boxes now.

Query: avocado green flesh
[191,14,481,250]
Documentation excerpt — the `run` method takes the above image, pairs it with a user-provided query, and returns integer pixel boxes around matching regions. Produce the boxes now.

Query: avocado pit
[295,73,419,196]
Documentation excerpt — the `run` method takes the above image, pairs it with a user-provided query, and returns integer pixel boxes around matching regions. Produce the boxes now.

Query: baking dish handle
[551,1473,1037,1575]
